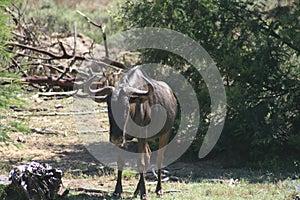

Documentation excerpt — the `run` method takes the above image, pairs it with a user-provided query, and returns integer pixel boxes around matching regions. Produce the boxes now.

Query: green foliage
[0,1,12,144]
[0,185,7,199]
[0,72,23,109]
[115,169,136,180]
[6,121,31,133]
[0,0,27,144]
[0,129,12,145]
[115,0,300,168]
[0,0,13,57]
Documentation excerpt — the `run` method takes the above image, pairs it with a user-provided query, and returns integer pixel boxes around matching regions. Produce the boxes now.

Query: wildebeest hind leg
[113,151,124,197]
[155,131,171,196]
[134,139,149,199]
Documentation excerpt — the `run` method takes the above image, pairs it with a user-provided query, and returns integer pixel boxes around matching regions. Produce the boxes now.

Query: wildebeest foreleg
[155,131,171,196]
[113,151,124,197]
[134,139,150,199]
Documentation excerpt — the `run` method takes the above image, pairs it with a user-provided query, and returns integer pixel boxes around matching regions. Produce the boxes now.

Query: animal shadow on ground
[67,193,134,200]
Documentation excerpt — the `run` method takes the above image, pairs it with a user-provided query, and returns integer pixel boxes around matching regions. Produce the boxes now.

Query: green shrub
[0,185,7,199]
[115,0,300,168]
[0,0,26,144]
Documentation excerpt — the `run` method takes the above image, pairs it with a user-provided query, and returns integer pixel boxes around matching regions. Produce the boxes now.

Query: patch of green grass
[0,70,27,145]
[65,167,300,200]
[7,121,31,133]
[66,178,300,200]
[0,185,6,197]
[0,120,30,146]
[0,131,12,146]
[114,169,137,180]
[0,162,12,175]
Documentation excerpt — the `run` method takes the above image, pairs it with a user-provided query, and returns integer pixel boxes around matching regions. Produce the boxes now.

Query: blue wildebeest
[88,66,177,199]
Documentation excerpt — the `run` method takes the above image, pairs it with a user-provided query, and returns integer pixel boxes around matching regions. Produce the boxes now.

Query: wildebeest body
[88,66,177,199]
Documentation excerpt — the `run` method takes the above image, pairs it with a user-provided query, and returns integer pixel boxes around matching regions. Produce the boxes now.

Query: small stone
[0,174,10,185]
[35,98,43,103]
[55,104,64,109]
[16,136,25,143]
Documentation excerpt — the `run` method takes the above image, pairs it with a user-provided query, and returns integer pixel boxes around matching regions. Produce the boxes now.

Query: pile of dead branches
[1,5,127,93]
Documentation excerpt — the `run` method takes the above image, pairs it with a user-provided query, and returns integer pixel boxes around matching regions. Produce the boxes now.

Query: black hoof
[156,189,163,197]
[113,192,122,198]
[141,193,147,200]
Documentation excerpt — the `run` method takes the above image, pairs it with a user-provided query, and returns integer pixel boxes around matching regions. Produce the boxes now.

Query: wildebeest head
[88,76,154,146]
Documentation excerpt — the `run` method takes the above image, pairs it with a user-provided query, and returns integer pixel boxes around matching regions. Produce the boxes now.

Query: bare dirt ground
[0,91,225,198]
[0,93,114,193]
[1,93,299,200]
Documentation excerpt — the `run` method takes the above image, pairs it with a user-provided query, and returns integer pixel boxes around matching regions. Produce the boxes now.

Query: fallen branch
[38,90,79,98]
[14,110,108,117]
[73,187,109,194]
[9,105,49,112]
[2,5,39,43]
[24,76,76,90]
[70,187,132,195]
[8,42,127,70]
[57,22,78,82]
[2,4,129,94]
[164,189,182,193]
[30,128,59,135]
[76,129,109,134]
[100,57,128,70]
[7,42,85,61]
[25,62,74,78]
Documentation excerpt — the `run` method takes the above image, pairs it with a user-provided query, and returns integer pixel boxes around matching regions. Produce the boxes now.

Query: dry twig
[77,10,109,58]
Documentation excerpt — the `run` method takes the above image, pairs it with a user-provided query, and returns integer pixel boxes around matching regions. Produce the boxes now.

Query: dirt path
[2,93,299,200]
[0,93,113,189]
[0,92,225,198]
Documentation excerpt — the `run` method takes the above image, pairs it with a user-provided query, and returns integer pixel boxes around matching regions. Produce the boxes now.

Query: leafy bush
[0,0,25,144]
[115,0,300,168]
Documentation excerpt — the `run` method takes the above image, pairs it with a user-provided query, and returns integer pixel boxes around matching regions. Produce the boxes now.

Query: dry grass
[21,0,117,43]
[25,0,113,9]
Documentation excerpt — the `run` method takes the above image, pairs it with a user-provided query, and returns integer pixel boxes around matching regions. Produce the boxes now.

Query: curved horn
[128,77,154,100]
[89,86,114,96]
[89,86,114,103]
[82,75,114,102]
